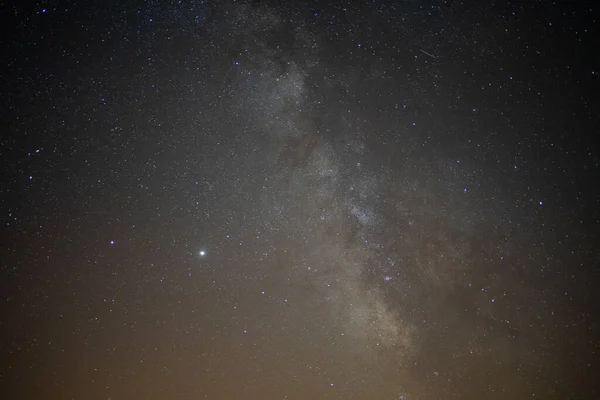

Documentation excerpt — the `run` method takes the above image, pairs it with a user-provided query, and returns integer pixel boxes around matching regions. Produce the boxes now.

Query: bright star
[199,250,206,256]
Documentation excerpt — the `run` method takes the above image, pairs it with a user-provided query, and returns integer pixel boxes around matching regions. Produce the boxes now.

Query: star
[3,2,595,399]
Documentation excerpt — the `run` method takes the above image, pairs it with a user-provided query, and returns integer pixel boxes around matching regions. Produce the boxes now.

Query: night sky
[1,1,599,399]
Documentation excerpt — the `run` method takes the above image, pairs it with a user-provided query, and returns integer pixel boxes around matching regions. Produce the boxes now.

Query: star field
[1,1,599,399]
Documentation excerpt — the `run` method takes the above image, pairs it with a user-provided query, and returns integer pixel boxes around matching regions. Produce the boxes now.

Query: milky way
[1,1,598,399]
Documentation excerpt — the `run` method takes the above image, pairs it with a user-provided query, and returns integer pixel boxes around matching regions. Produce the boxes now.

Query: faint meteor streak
[419,49,437,58]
